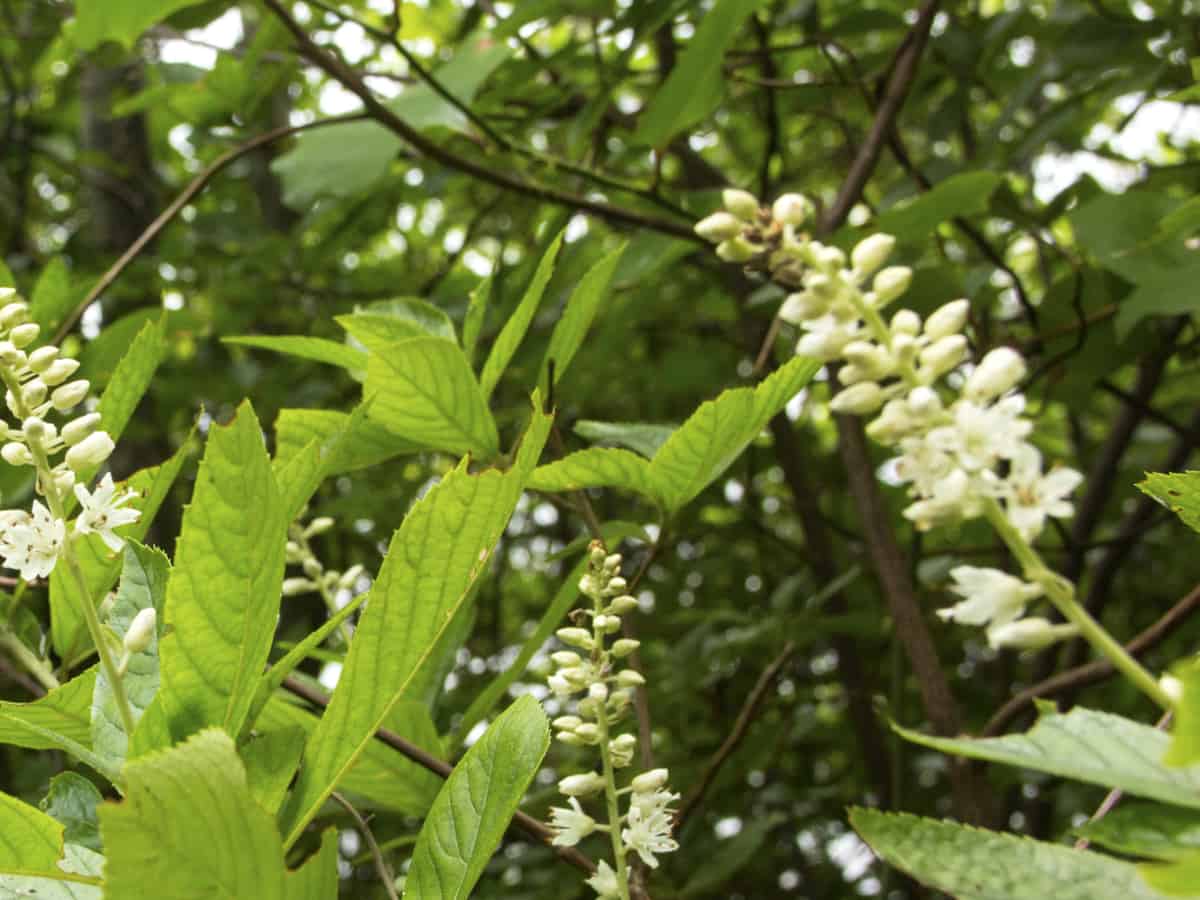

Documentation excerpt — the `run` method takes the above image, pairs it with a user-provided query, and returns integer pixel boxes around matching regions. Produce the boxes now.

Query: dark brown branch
[820,0,940,232]
[281,675,597,875]
[261,0,699,241]
[983,582,1200,737]
[675,641,796,828]
[54,114,368,344]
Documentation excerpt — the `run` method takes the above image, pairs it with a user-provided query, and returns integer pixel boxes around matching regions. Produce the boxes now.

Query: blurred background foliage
[2,0,1200,896]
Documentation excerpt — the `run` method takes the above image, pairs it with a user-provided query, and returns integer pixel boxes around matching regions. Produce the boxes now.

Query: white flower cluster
[282,515,363,599]
[545,542,678,898]
[696,192,1085,651]
[0,288,138,581]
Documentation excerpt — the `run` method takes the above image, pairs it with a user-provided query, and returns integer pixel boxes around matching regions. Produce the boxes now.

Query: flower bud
[556,730,585,746]
[304,516,336,538]
[778,292,825,324]
[0,301,28,329]
[772,193,812,226]
[552,715,582,731]
[964,347,1026,401]
[337,564,364,590]
[694,211,744,242]
[573,722,600,743]
[588,682,608,703]
[906,386,942,417]
[606,576,627,594]
[51,466,76,496]
[51,379,89,412]
[1,441,31,466]
[722,188,760,220]
[616,669,646,688]
[631,769,670,793]
[41,358,79,386]
[611,638,640,658]
[551,650,580,667]
[891,309,921,336]
[925,299,970,340]
[282,577,315,596]
[812,245,846,270]
[918,334,968,379]
[716,237,760,263]
[7,322,38,348]
[830,382,884,415]
[608,594,638,614]
[21,378,47,407]
[62,413,101,446]
[123,607,157,654]
[851,233,896,276]
[595,614,621,634]
[603,552,622,571]
[558,772,606,797]
[609,733,637,767]
[1160,674,1184,705]
[301,556,323,578]
[27,346,58,373]
[22,416,51,446]
[65,430,115,471]
[556,627,593,650]
[0,341,22,366]
[872,266,912,306]
[986,617,1079,651]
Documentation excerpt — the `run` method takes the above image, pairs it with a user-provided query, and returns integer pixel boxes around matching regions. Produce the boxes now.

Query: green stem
[982,498,1173,710]
[590,585,632,900]
[0,628,61,693]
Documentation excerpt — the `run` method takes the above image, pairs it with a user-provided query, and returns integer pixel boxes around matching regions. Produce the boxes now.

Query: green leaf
[158,401,288,741]
[647,355,819,511]
[275,407,421,475]
[1069,192,1193,285]
[480,230,563,399]
[1142,851,1200,896]
[403,695,549,900]
[634,0,771,147]
[1117,261,1200,337]
[240,726,306,815]
[98,316,168,445]
[527,447,655,497]
[539,243,625,388]
[1138,474,1200,535]
[223,335,367,372]
[877,171,1002,237]
[0,670,93,751]
[0,792,101,898]
[851,808,1176,900]
[462,276,491,367]
[272,37,511,206]
[259,695,442,816]
[278,402,552,848]
[77,309,161,392]
[364,337,499,459]
[341,297,457,347]
[99,728,335,900]
[574,420,676,459]
[529,357,816,510]
[1075,804,1200,861]
[73,0,208,50]
[91,542,169,771]
[50,445,188,664]
[894,707,1200,809]
[39,773,103,853]
[29,258,75,336]
[272,403,377,521]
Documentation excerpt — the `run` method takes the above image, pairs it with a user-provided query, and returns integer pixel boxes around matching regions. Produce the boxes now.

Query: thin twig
[983,582,1200,737]
[54,114,368,344]
[261,0,699,241]
[675,641,796,828]
[331,792,400,900]
[280,675,597,875]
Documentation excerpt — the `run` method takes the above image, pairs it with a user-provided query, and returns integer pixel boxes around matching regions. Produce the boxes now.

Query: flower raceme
[695,192,1085,651]
[0,287,139,582]
[543,542,679,900]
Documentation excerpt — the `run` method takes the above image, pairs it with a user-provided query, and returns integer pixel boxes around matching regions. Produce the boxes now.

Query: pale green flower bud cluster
[697,196,1086,651]
[0,288,139,582]
[544,541,678,897]
[282,513,364,646]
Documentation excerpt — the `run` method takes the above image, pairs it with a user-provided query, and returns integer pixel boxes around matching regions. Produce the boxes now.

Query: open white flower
[73,473,140,552]
[937,566,1042,628]
[926,396,1031,472]
[999,445,1084,541]
[621,790,679,869]
[585,860,620,899]
[548,797,597,847]
[0,501,65,580]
